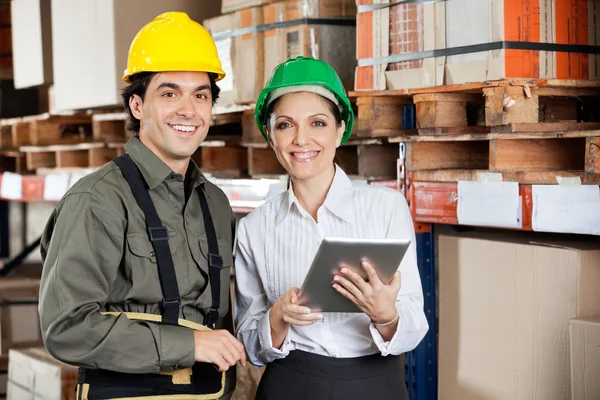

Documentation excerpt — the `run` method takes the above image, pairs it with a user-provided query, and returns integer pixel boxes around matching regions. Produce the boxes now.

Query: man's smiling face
[129,71,213,163]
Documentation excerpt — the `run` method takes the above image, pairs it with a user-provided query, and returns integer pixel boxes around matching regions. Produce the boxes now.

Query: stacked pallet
[0,276,45,400]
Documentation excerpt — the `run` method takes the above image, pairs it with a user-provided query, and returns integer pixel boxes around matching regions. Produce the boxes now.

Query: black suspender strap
[113,155,181,326]
[197,185,223,328]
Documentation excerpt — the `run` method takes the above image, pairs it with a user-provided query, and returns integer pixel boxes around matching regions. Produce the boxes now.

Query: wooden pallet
[350,79,600,138]
[394,129,600,184]
[1,113,93,148]
[247,139,399,180]
[18,142,125,171]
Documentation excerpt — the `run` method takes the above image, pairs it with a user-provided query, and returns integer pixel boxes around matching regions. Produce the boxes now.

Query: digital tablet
[298,237,411,313]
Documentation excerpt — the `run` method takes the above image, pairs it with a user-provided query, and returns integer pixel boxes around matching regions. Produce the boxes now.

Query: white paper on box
[532,185,600,235]
[457,180,522,228]
[215,37,234,92]
[43,173,70,201]
[0,172,23,200]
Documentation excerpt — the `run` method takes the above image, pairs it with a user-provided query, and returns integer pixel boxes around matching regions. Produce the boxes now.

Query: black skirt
[255,351,408,400]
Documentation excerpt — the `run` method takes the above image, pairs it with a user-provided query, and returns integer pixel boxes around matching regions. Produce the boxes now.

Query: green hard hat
[254,56,354,144]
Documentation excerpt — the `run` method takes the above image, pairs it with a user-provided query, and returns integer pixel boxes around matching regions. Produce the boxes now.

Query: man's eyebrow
[156,82,180,91]
[195,84,211,92]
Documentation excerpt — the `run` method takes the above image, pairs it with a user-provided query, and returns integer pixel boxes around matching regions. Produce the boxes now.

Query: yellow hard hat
[122,12,225,83]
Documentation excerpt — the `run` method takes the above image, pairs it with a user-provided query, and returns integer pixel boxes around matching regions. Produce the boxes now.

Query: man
[38,12,245,399]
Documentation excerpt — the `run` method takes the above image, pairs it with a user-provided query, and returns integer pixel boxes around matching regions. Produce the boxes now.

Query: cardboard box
[445,0,600,84]
[0,355,7,400]
[204,13,239,108]
[265,0,357,89]
[10,0,53,89]
[233,7,264,104]
[222,0,278,14]
[355,0,445,91]
[570,317,600,400]
[0,277,42,355]
[50,0,222,111]
[438,231,600,400]
[7,347,77,400]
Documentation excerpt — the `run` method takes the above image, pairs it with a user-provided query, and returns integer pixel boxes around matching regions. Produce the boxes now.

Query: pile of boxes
[0,274,79,400]
[355,0,600,91]
[204,0,357,108]
[437,229,600,400]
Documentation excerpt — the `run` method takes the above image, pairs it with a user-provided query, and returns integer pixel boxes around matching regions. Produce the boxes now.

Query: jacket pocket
[199,237,233,318]
[126,231,182,302]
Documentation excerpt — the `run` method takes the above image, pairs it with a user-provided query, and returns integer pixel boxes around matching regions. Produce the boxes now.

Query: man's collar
[124,135,206,189]
[274,165,354,226]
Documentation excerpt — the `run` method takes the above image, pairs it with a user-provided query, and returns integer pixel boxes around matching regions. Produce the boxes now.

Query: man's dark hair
[121,72,221,133]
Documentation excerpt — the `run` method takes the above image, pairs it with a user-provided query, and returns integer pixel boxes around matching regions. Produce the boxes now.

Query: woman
[234,56,429,400]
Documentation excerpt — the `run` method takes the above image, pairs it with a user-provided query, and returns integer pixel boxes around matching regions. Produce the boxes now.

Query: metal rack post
[405,223,437,400]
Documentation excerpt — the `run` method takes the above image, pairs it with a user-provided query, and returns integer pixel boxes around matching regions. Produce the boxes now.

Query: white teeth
[293,152,318,159]
[171,124,196,133]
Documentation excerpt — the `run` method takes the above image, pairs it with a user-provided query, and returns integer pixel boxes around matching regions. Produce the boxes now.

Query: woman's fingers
[332,282,358,305]
[333,272,366,300]
[339,265,372,294]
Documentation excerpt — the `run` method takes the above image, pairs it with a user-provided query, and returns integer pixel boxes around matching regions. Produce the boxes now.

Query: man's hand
[193,329,246,372]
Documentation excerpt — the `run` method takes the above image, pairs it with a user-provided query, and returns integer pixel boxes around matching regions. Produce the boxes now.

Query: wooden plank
[418,126,490,136]
[194,145,248,177]
[406,141,489,171]
[491,122,600,133]
[359,128,418,138]
[241,109,264,145]
[490,138,585,172]
[92,119,126,142]
[12,122,32,147]
[89,147,118,167]
[411,169,600,184]
[539,97,579,122]
[248,147,286,176]
[356,96,412,135]
[390,129,600,143]
[357,144,398,179]
[483,86,539,126]
[586,136,600,174]
[56,150,89,168]
[537,87,600,97]
[26,151,55,170]
[0,125,12,148]
[415,100,467,129]
[413,93,483,103]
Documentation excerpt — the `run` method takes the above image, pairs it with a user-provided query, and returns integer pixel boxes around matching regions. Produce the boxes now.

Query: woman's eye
[277,122,292,129]
[313,120,326,127]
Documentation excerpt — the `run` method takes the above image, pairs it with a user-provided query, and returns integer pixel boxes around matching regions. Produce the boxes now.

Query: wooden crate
[0,277,42,355]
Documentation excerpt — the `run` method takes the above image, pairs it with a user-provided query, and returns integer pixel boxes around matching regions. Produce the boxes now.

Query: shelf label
[0,172,23,200]
[43,173,70,201]
[532,185,600,235]
[457,180,522,229]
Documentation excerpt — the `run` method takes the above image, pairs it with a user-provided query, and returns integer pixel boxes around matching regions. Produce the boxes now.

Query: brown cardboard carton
[438,231,600,400]
[7,347,77,400]
[51,0,221,111]
[444,0,600,84]
[233,7,264,104]
[265,0,356,89]
[222,0,278,14]
[355,0,445,91]
[0,277,42,355]
[10,0,53,89]
[204,13,240,108]
[570,317,600,400]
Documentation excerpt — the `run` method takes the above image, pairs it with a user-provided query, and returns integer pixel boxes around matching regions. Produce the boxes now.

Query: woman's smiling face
[267,91,345,182]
